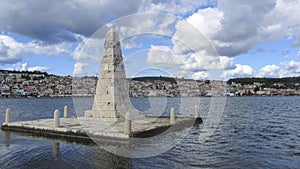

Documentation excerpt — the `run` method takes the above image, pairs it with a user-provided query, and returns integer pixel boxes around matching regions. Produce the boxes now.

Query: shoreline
[1,95,300,99]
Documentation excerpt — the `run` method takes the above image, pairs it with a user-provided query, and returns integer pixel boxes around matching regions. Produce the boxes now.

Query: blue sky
[0,0,299,80]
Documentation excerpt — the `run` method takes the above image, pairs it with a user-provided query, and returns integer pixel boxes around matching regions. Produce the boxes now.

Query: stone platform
[1,116,199,141]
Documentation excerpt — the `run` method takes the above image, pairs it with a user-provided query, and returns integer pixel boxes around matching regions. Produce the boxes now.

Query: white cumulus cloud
[9,62,50,72]
[186,7,223,38]
[179,53,235,72]
[73,62,89,76]
[28,66,50,72]
[0,35,70,64]
[2,0,300,79]
[180,0,300,58]
[147,45,183,69]
[0,0,209,43]
[223,64,255,78]
[166,0,300,79]
[138,0,211,16]
[258,64,280,77]
[279,60,300,77]
[10,62,28,71]
[191,71,210,80]
[258,60,300,78]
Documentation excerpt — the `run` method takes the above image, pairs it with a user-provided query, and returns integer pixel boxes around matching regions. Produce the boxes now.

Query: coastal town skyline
[0,0,300,80]
[1,69,299,98]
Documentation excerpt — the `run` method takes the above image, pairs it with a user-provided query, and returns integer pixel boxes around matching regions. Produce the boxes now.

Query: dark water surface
[0,97,299,168]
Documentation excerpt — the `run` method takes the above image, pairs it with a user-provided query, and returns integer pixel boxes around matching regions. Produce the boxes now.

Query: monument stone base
[85,109,144,122]
[84,110,124,122]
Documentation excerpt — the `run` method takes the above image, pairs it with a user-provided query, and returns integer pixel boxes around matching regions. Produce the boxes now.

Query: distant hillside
[129,76,206,84]
[227,77,300,88]
[2,69,299,88]
[130,76,178,83]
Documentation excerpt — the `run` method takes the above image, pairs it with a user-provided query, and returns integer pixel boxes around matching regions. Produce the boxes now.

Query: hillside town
[0,70,299,98]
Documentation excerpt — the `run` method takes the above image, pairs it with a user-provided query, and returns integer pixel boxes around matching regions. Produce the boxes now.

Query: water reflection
[91,147,133,169]
[3,131,11,148]
[53,141,60,159]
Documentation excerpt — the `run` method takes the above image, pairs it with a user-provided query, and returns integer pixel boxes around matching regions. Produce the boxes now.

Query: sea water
[0,97,299,168]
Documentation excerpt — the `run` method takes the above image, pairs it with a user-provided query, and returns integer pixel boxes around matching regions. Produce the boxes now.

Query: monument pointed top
[106,28,119,42]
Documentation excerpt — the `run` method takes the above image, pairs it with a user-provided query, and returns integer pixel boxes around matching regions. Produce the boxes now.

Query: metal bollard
[170,107,175,124]
[54,109,60,128]
[64,106,68,118]
[5,108,11,124]
[124,112,132,135]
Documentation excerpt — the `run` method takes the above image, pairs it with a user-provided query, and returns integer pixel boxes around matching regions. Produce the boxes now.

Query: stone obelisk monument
[85,28,132,122]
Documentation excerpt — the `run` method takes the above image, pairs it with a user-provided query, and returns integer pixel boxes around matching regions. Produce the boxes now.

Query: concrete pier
[5,108,11,125]
[170,108,175,124]
[54,110,60,128]
[1,116,197,140]
[64,106,68,118]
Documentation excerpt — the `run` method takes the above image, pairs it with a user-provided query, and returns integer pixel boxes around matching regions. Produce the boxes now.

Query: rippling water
[0,97,299,168]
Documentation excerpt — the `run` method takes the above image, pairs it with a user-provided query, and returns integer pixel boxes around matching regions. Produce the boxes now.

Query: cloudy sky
[0,0,300,79]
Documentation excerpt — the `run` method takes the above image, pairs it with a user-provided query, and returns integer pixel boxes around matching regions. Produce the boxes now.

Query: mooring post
[194,105,203,126]
[5,108,11,125]
[124,112,132,135]
[170,107,175,124]
[64,106,68,118]
[194,105,199,118]
[54,109,60,128]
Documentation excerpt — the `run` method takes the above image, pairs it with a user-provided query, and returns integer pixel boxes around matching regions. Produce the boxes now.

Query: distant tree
[254,86,259,92]
[227,76,300,89]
